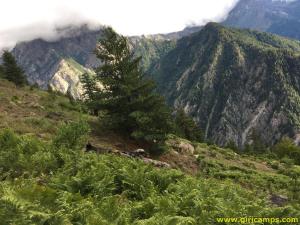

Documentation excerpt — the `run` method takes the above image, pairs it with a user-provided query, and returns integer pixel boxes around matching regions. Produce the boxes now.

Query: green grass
[0,79,300,224]
[65,58,88,74]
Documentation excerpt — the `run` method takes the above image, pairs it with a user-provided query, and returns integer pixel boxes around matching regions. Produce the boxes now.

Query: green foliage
[1,128,300,224]
[53,120,90,150]
[225,140,239,152]
[148,22,300,151]
[272,137,300,165]
[83,27,174,147]
[1,51,27,86]
[174,108,203,142]
[130,37,176,71]
[244,130,267,154]
[80,73,101,115]
[0,129,58,179]
[0,65,4,78]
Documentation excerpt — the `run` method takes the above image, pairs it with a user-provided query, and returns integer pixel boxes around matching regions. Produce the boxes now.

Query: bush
[174,108,203,142]
[0,129,58,178]
[273,137,300,165]
[52,120,90,150]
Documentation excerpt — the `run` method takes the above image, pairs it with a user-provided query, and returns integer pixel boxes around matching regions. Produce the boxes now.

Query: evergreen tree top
[1,51,27,86]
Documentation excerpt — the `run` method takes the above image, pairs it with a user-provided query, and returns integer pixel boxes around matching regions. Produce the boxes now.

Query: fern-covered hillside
[0,79,300,224]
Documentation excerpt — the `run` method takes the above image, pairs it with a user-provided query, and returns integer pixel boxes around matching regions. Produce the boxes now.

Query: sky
[0,0,239,50]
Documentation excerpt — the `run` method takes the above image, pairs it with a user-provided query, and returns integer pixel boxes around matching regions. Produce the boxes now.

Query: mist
[0,0,239,50]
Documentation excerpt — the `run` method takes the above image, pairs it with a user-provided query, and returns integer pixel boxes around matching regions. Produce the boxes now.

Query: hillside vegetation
[1,25,300,224]
[149,22,300,148]
[0,79,300,224]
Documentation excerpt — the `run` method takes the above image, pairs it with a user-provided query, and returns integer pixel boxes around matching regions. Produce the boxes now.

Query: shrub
[52,120,90,150]
[0,129,58,178]
[272,137,300,165]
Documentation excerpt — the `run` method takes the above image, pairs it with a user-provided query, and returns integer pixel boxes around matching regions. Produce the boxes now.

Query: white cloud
[0,0,239,49]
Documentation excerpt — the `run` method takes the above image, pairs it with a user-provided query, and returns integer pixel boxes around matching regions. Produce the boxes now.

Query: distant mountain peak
[224,0,300,40]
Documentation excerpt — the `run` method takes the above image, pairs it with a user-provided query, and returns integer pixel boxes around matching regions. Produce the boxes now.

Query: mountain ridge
[224,0,300,40]
[149,22,300,147]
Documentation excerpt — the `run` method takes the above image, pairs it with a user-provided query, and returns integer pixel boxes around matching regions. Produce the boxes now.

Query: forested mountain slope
[149,22,300,147]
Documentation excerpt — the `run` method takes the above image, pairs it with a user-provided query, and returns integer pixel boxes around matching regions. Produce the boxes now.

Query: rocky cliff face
[49,58,94,99]
[149,23,300,147]
[11,25,102,88]
[224,0,300,40]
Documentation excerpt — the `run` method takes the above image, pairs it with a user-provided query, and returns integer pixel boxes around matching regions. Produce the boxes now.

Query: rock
[224,0,300,40]
[49,59,92,100]
[85,142,113,154]
[167,138,195,155]
[270,194,288,206]
[141,158,171,168]
[178,142,195,155]
[28,102,44,110]
[133,149,149,157]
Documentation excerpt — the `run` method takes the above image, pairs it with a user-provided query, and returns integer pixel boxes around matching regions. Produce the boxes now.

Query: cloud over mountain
[0,0,239,50]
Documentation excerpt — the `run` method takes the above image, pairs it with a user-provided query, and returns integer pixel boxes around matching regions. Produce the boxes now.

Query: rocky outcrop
[12,25,103,88]
[149,23,300,147]
[166,136,195,155]
[85,143,171,168]
[49,58,94,99]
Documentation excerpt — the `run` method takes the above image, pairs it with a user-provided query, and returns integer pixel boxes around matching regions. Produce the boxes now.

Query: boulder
[167,138,195,155]
[270,194,288,206]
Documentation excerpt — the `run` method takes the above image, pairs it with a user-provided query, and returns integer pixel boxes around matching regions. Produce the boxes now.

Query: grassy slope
[0,79,300,223]
[0,79,140,150]
[0,79,298,193]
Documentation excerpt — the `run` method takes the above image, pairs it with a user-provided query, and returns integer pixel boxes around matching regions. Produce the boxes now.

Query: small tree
[80,73,100,115]
[174,108,203,142]
[2,51,27,86]
[53,120,90,150]
[272,137,300,165]
[0,65,4,78]
[246,130,267,153]
[83,27,174,146]
[226,140,239,152]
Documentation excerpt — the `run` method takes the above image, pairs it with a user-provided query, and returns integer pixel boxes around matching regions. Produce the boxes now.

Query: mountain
[224,0,300,40]
[149,22,300,147]
[142,25,203,40]
[10,25,199,89]
[11,25,102,88]
[49,58,95,99]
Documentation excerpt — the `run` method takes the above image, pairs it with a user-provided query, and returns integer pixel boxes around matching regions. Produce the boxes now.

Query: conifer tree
[272,137,300,164]
[0,65,4,78]
[80,73,100,115]
[174,108,203,142]
[248,130,267,153]
[2,51,27,86]
[85,27,174,145]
